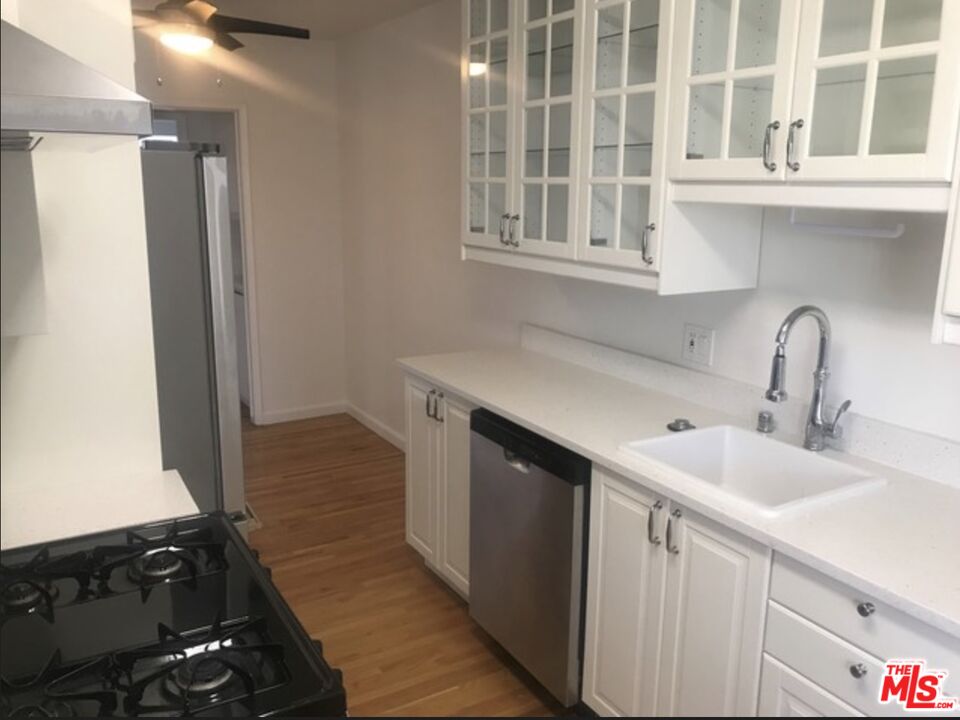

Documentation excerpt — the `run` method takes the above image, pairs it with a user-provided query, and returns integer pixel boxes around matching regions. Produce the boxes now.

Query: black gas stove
[0,513,346,717]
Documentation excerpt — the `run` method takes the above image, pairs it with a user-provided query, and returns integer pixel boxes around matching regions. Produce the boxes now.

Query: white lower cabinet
[404,376,473,596]
[583,467,771,717]
[759,654,862,717]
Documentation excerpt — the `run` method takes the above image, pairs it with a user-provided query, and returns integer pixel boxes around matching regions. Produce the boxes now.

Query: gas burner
[127,549,185,583]
[115,615,288,716]
[169,655,234,695]
[0,549,89,621]
[92,521,227,599]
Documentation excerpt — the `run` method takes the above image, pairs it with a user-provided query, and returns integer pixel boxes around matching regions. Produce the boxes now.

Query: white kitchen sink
[620,425,885,518]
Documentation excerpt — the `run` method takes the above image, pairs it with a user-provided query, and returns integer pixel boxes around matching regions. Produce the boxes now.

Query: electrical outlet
[682,324,715,367]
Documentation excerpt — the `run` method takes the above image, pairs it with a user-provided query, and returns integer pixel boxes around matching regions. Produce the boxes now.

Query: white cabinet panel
[438,394,472,596]
[759,654,863,717]
[405,379,436,562]
[583,469,666,716]
[657,506,771,716]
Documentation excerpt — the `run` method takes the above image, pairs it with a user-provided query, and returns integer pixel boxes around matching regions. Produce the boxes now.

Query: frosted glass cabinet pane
[470,44,486,108]
[691,0,731,75]
[470,0,487,37]
[527,27,547,100]
[551,20,575,97]
[870,55,937,155]
[596,6,624,90]
[490,0,509,32]
[882,0,942,48]
[470,183,485,232]
[590,185,616,247]
[810,64,866,156]
[549,103,572,176]
[624,93,655,175]
[546,185,569,242]
[620,185,651,251]
[628,0,660,85]
[470,114,486,175]
[686,83,725,159]
[526,107,545,177]
[819,0,872,57]
[734,0,780,69]
[489,38,509,106]
[489,111,507,177]
[529,0,548,21]
[594,97,621,176]
[487,183,506,234]
[524,185,544,239]
[729,76,773,158]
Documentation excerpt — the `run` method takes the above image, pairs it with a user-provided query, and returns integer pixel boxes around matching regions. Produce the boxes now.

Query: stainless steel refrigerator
[141,145,245,518]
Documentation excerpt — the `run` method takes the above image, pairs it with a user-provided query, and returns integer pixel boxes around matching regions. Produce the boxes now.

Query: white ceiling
[131,0,443,40]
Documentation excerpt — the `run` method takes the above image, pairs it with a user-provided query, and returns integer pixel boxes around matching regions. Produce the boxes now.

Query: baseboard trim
[347,404,406,451]
[256,402,348,425]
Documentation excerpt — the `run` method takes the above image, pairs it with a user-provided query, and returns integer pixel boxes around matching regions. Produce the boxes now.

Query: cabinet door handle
[641,223,655,266]
[435,392,444,422]
[508,214,520,247]
[647,501,663,546]
[425,390,436,419]
[666,509,681,555]
[787,119,804,172]
[763,120,780,172]
[499,213,510,245]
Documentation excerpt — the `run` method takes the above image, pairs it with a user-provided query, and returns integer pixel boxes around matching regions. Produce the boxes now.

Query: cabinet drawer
[770,555,960,671]
[765,602,888,715]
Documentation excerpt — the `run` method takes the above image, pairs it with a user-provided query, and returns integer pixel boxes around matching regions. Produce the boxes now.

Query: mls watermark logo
[880,660,958,712]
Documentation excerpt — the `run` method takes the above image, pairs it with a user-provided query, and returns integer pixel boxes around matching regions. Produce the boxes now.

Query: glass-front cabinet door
[789,0,960,182]
[516,0,582,257]
[463,0,515,249]
[579,0,669,269]
[669,0,802,181]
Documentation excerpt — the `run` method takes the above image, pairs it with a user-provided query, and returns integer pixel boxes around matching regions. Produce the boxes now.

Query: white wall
[133,1,346,423]
[0,0,164,484]
[338,0,960,445]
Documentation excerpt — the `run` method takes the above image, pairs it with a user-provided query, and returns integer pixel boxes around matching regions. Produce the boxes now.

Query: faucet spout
[765,305,848,451]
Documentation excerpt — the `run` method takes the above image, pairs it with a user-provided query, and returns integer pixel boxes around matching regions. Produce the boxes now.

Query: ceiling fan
[134,0,310,54]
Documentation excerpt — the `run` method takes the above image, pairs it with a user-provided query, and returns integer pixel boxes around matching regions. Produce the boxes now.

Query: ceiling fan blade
[208,14,310,40]
[215,32,244,51]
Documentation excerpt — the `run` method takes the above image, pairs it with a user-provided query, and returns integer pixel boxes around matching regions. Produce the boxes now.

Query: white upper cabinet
[669,0,960,185]
[578,0,672,269]
[464,0,516,250]
[670,0,803,181]
[517,0,583,257]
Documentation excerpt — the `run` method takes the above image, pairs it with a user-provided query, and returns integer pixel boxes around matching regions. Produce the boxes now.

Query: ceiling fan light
[160,23,215,54]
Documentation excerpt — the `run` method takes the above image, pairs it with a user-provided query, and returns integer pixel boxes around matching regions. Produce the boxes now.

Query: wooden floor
[244,414,562,717]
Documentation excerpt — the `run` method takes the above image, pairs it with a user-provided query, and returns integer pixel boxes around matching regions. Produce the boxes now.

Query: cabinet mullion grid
[589,0,658,253]
[808,0,943,163]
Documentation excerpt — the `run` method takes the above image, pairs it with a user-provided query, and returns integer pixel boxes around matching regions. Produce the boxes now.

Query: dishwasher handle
[503,449,531,474]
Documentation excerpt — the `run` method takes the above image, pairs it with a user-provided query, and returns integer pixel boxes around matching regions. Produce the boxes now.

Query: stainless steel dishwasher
[469,409,590,707]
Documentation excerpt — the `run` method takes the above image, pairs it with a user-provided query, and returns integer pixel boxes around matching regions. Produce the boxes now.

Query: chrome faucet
[765,305,851,451]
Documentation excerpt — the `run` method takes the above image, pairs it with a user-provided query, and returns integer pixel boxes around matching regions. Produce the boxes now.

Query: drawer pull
[856,601,876,617]
[849,663,868,679]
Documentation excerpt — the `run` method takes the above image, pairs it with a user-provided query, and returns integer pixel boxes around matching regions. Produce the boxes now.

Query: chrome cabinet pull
[787,119,804,172]
[857,601,876,618]
[499,213,510,245]
[435,392,444,423]
[763,120,780,172]
[849,663,868,679]
[508,214,520,247]
[666,509,681,555]
[647,501,663,546]
[425,390,436,419]
[641,223,655,266]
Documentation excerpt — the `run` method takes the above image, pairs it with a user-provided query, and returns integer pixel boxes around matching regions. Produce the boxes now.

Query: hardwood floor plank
[245,414,562,717]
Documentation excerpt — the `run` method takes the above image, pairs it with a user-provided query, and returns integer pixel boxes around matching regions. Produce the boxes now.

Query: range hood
[1,20,152,137]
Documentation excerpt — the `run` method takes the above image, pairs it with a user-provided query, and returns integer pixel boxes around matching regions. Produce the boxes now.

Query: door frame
[151,103,264,426]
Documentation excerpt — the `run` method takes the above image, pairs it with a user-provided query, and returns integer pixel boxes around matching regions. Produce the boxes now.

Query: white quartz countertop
[399,349,960,638]
[1,469,200,550]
